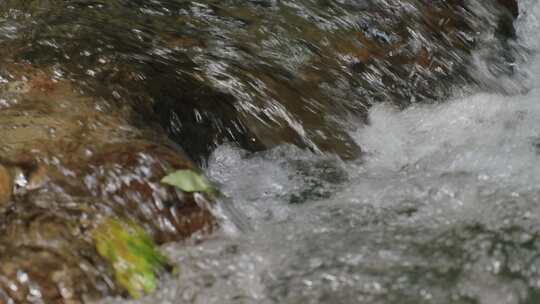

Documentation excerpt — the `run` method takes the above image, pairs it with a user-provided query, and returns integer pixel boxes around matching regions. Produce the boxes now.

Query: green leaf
[161,169,214,193]
[93,218,168,299]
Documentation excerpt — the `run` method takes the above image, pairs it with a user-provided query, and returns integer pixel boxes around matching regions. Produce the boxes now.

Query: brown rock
[0,0,520,301]
[0,65,216,302]
[0,164,12,206]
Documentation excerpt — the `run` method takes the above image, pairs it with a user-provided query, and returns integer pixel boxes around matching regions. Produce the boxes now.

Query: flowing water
[100,0,540,303]
[2,0,540,303]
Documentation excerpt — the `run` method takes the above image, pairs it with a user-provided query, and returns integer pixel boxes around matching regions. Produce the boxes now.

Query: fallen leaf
[161,169,214,193]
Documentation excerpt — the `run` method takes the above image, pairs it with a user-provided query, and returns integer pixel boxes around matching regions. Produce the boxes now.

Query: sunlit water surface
[98,1,540,303]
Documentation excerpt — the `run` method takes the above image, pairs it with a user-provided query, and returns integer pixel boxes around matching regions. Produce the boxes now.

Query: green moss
[93,218,168,299]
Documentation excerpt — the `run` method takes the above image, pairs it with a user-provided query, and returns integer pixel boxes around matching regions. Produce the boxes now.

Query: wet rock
[0,0,518,162]
[0,164,12,206]
[346,0,520,108]
[498,0,519,17]
[0,66,216,302]
[77,141,215,243]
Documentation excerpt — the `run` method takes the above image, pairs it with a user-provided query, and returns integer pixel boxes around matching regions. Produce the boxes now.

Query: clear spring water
[103,1,540,303]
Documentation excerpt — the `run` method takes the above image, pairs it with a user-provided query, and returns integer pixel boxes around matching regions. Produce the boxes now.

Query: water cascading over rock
[0,0,519,302]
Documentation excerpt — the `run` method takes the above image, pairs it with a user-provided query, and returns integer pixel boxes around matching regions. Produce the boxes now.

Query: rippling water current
[2,0,540,303]
[105,1,540,303]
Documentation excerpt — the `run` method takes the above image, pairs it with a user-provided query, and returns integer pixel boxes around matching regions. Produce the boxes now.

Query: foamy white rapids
[103,1,540,304]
